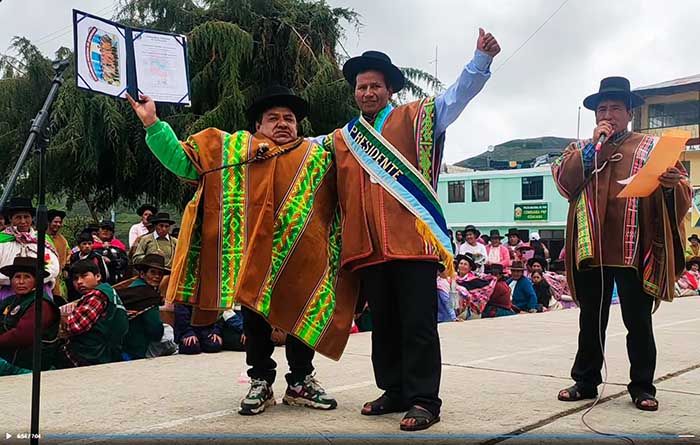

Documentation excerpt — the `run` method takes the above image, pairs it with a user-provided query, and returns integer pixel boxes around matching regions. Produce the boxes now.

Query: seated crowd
[4,205,698,374]
[676,234,700,298]
[0,198,244,376]
[437,226,573,323]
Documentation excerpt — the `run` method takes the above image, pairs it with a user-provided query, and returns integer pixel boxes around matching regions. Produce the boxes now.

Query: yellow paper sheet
[617,130,690,198]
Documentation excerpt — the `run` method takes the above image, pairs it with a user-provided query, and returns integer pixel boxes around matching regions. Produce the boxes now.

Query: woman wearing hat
[505,228,523,260]
[553,76,692,412]
[508,261,539,313]
[526,256,547,276]
[128,86,356,416]
[129,204,158,248]
[453,253,492,320]
[120,254,176,360]
[676,256,700,298]
[0,256,60,375]
[481,264,516,318]
[0,197,61,300]
[458,225,488,272]
[485,229,511,271]
[685,234,700,260]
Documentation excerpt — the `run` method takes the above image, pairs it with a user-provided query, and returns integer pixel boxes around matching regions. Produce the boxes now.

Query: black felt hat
[99,220,115,231]
[137,204,158,217]
[527,256,547,270]
[246,85,309,124]
[583,76,645,111]
[3,197,35,220]
[47,209,66,221]
[342,50,406,92]
[507,228,521,239]
[133,254,171,275]
[150,212,176,225]
[454,253,477,270]
[489,229,504,239]
[686,256,700,271]
[689,234,700,243]
[0,256,49,279]
[463,225,481,238]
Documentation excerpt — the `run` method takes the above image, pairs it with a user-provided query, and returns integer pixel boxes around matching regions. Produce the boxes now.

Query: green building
[437,166,569,256]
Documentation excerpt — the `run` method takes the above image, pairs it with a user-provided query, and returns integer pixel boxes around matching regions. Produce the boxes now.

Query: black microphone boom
[0,58,70,445]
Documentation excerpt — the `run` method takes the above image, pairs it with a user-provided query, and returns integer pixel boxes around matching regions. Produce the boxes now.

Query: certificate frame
[73,9,191,106]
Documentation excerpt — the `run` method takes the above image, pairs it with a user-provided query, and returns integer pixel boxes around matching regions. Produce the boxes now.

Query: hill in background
[454,136,574,170]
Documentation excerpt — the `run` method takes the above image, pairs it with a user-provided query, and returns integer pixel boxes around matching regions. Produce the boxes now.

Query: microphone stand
[0,59,70,445]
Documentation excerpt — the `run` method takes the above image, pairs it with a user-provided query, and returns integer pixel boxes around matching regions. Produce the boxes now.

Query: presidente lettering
[350,125,402,179]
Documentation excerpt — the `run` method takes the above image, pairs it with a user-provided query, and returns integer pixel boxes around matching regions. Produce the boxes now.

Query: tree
[0,0,441,215]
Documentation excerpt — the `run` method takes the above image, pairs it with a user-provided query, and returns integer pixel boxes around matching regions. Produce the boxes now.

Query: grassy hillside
[455,136,574,170]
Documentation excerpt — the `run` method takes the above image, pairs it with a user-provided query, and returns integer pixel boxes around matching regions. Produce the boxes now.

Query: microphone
[594,132,607,152]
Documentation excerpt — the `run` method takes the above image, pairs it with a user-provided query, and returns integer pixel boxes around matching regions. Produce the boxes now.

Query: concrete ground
[1,297,699,444]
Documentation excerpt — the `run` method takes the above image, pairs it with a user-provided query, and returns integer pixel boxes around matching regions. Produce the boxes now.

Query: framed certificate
[73,9,191,105]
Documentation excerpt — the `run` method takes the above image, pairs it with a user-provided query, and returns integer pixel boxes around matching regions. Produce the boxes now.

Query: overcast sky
[2,0,699,163]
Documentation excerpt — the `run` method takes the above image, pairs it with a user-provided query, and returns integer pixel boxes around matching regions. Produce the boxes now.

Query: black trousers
[242,306,315,386]
[571,267,657,398]
[360,260,442,417]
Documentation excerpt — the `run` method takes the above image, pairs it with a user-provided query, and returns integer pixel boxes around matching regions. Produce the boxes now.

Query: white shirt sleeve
[129,224,140,248]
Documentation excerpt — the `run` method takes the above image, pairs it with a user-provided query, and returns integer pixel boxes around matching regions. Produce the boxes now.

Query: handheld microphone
[594,132,607,152]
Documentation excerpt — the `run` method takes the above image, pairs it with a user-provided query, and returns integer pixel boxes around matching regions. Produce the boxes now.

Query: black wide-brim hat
[342,50,406,92]
[137,204,158,217]
[454,253,477,270]
[47,209,67,221]
[527,256,547,269]
[463,225,481,238]
[583,76,645,111]
[246,85,310,124]
[3,197,35,220]
[489,230,504,239]
[0,256,49,279]
[133,254,171,275]
[686,256,700,271]
[689,234,700,243]
[99,220,115,231]
[507,228,521,239]
[150,212,176,225]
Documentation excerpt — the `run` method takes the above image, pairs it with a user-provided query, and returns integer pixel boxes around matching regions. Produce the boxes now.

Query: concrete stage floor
[2,297,699,444]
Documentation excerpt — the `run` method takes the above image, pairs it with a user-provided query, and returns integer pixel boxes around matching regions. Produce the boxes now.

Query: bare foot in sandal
[399,405,440,431]
[558,384,597,401]
[634,394,659,411]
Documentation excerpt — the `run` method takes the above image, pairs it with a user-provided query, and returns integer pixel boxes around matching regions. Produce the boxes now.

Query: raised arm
[127,94,199,181]
[434,28,501,137]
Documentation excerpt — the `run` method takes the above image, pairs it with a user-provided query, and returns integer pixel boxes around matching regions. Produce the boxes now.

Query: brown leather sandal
[634,393,659,412]
[361,394,409,416]
[557,384,598,401]
[399,405,440,431]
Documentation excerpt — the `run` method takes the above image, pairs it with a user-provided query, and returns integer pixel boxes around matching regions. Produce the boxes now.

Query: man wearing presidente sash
[127,86,358,416]
[322,29,500,431]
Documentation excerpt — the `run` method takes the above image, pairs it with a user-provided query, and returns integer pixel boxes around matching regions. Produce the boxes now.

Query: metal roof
[634,74,700,96]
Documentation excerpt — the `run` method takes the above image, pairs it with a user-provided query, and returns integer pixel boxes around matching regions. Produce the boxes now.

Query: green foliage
[0,0,439,214]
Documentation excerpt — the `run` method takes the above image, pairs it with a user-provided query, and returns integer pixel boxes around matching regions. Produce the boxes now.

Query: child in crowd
[56,260,128,368]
